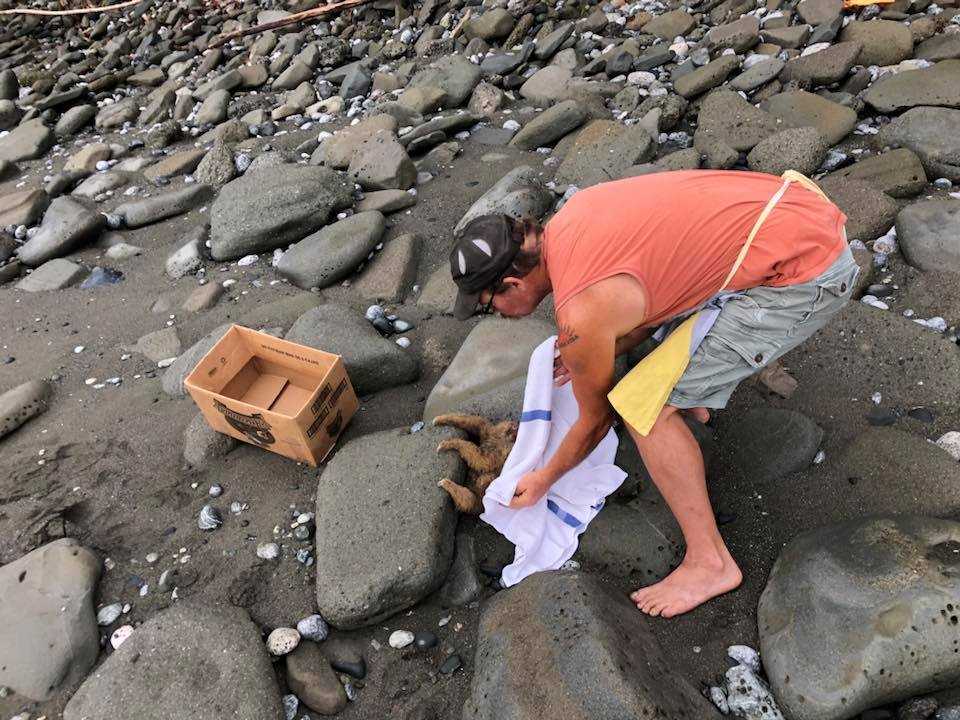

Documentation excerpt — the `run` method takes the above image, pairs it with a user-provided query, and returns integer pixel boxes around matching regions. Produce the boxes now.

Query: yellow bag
[607,171,825,436]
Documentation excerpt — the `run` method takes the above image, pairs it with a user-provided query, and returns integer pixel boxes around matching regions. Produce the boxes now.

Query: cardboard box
[184,325,358,466]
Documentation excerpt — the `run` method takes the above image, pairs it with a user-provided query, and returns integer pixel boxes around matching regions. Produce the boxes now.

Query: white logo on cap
[471,238,493,257]
[457,249,467,274]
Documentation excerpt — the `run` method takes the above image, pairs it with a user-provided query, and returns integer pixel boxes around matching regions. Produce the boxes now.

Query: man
[449,170,859,618]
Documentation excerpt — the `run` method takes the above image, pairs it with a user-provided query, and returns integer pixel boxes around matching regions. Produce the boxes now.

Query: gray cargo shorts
[667,244,859,410]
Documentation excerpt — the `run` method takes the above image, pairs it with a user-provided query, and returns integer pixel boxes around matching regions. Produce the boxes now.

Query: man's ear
[501,276,523,289]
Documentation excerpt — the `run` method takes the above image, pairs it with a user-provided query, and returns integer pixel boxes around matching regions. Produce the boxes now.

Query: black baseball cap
[450,214,522,321]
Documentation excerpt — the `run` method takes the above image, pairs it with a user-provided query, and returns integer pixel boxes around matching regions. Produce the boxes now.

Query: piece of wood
[0,0,144,16]
[209,0,372,49]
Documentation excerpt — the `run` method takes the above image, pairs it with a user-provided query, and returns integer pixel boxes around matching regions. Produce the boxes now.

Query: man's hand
[553,353,571,386]
[509,469,554,508]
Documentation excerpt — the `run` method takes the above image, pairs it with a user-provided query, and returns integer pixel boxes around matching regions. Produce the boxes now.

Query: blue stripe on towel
[519,409,552,422]
[547,499,583,529]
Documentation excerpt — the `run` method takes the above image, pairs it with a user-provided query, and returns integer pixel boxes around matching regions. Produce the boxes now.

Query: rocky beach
[2,0,960,717]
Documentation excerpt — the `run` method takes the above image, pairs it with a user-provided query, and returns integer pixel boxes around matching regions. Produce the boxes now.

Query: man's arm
[511,320,616,507]
[615,326,653,357]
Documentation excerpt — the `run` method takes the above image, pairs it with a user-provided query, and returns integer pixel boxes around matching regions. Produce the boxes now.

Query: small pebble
[198,504,223,531]
[208,483,223,497]
[266,627,301,656]
[110,624,134,649]
[257,542,281,560]
[96,602,123,626]
[439,653,462,674]
[389,629,415,649]
[282,694,299,720]
[297,614,330,642]
[414,631,438,650]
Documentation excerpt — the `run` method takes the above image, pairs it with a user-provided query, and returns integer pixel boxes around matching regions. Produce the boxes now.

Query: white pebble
[97,603,123,626]
[110,625,134,649]
[237,254,258,267]
[266,627,301,656]
[389,629,415,649]
[257,542,280,560]
[936,431,960,461]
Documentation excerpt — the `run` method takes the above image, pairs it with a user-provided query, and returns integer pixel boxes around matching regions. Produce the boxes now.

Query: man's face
[478,281,535,318]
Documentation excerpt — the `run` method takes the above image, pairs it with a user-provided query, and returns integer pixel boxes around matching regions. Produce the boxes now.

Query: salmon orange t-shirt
[543,170,848,328]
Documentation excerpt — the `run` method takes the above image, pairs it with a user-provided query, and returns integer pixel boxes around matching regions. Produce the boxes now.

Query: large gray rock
[759,516,960,720]
[209,165,353,260]
[747,127,827,176]
[674,55,740,99]
[275,211,386,290]
[510,99,587,150]
[463,571,717,719]
[0,539,101,701]
[797,0,842,25]
[0,380,51,439]
[555,120,656,188]
[16,258,86,291]
[779,41,863,86]
[352,232,419,302]
[643,8,696,39]
[55,105,96,137]
[896,199,960,273]
[724,408,823,483]
[407,54,481,107]
[454,165,552,236]
[0,119,53,162]
[695,90,779,152]
[825,148,927,198]
[820,176,898,241]
[317,114,397,169]
[63,602,283,720]
[863,60,960,114]
[16,196,104,267]
[519,65,574,107]
[423,317,553,421]
[0,188,48,228]
[916,32,960,61]
[183,411,238,468]
[161,323,231,398]
[115,185,213,229]
[873,107,960,182]
[705,16,761,53]
[347,131,415,190]
[285,304,418,396]
[729,57,786,93]
[466,8,515,40]
[839,19,913,66]
[761,90,857,146]
[314,426,462,628]
[576,504,681,585]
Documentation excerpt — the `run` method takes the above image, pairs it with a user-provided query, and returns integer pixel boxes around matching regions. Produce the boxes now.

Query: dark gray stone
[0,539,100,701]
[896,199,960,273]
[510,99,588,150]
[759,516,960,720]
[873,107,960,182]
[454,165,552,236]
[314,426,462,628]
[463,571,717,719]
[115,185,213,229]
[555,120,655,188]
[285,303,418,396]
[162,324,232,398]
[747,126,827,176]
[209,165,352,260]
[839,19,913,66]
[863,60,960,114]
[779,41,863,86]
[16,196,104,267]
[825,148,927,198]
[725,408,823,483]
[407,54,481,107]
[695,89,779,152]
[820,176,899,241]
[275,211,385,290]
[63,602,283,720]
[760,90,857,145]
[0,119,53,162]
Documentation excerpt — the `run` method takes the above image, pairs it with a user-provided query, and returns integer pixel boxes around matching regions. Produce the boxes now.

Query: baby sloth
[433,413,518,514]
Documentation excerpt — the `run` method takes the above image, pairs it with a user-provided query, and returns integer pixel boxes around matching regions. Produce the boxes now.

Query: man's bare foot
[630,550,742,618]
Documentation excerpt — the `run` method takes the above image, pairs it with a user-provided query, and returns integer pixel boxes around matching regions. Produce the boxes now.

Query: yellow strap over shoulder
[607,170,825,436]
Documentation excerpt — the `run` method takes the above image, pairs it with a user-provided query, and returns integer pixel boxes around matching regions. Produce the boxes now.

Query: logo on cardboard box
[213,400,276,446]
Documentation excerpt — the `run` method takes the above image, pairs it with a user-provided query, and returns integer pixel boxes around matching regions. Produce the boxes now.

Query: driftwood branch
[0,0,144,16]
[209,0,373,49]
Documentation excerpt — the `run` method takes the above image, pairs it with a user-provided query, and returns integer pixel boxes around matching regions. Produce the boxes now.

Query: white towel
[480,335,627,587]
